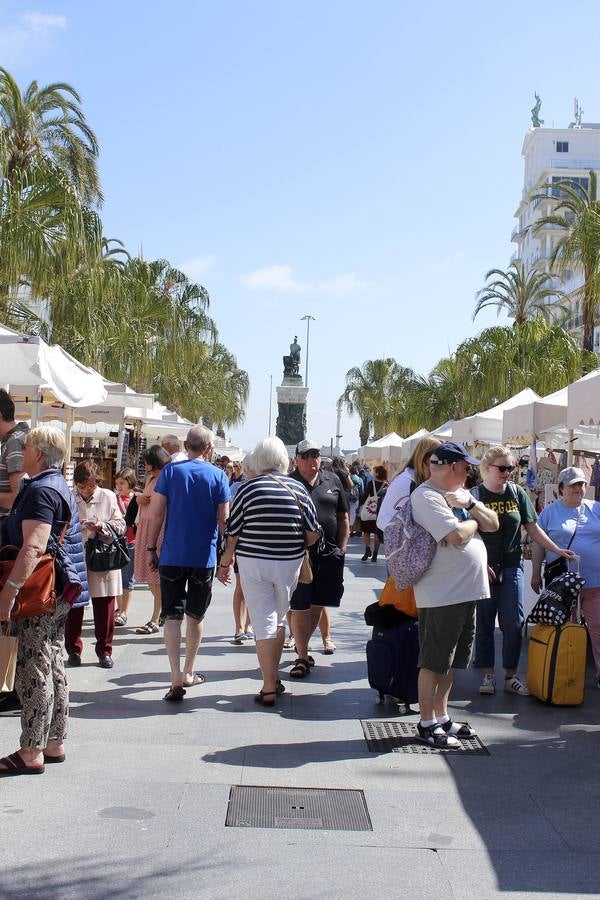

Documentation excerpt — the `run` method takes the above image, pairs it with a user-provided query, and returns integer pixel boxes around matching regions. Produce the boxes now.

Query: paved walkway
[2,536,600,899]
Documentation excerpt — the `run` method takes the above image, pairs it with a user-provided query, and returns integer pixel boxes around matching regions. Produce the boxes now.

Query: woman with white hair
[217,437,320,706]
[0,426,88,776]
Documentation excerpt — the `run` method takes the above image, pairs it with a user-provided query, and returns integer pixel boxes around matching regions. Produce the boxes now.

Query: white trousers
[237,556,302,640]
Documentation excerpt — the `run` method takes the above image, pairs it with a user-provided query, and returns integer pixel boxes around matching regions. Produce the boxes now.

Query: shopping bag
[0,623,18,692]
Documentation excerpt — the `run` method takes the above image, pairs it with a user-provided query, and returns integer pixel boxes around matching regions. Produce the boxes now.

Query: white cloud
[178,255,216,280]
[0,10,66,65]
[21,12,66,32]
[240,265,368,296]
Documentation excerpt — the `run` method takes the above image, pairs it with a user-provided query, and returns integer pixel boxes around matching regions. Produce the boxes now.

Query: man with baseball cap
[288,439,349,678]
[410,441,499,748]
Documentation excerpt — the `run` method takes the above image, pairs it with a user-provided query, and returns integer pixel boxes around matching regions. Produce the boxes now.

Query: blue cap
[429,442,480,466]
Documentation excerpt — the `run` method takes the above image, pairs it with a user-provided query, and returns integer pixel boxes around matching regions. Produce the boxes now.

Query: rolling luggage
[366,619,419,709]
[527,593,587,705]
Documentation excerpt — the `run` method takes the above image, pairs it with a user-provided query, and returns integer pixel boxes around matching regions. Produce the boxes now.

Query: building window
[556,141,569,152]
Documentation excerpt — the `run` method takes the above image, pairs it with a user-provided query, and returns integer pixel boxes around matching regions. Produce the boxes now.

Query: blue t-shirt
[538,499,600,588]
[155,460,230,567]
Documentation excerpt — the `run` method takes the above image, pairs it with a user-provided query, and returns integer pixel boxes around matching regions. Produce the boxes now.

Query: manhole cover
[361,720,489,755]
[225,785,372,831]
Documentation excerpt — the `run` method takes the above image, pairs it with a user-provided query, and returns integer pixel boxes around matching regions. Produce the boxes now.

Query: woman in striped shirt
[217,437,320,706]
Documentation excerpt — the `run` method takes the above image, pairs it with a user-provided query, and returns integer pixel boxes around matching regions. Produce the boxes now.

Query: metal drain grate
[361,720,489,755]
[225,785,372,831]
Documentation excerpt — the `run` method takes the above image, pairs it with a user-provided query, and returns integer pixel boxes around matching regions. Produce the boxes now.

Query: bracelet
[219,563,232,569]
[7,578,20,591]
[466,499,477,510]
[146,547,157,552]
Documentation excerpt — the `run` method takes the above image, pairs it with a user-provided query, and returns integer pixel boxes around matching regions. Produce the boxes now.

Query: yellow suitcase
[527,622,587,705]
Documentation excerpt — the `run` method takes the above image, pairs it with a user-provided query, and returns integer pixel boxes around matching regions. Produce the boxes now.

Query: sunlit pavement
[2,535,599,899]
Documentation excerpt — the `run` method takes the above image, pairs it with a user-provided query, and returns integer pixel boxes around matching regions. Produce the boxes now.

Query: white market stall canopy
[399,428,429,461]
[0,329,107,408]
[358,432,403,463]
[567,368,600,428]
[452,389,540,446]
[502,387,568,445]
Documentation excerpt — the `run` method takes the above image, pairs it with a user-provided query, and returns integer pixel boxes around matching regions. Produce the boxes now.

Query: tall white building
[512,114,600,350]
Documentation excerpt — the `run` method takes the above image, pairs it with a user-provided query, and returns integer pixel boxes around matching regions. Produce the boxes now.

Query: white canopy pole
[64,406,74,461]
[567,429,574,466]
[30,390,41,428]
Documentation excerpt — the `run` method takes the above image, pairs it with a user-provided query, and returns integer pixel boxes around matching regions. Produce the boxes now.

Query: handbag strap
[267,475,309,537]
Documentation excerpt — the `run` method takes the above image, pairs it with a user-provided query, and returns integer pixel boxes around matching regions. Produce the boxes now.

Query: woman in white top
[377,436,442,532]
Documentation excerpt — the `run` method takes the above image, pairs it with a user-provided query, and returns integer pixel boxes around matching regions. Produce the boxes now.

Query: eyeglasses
[491,464,515,474]
[299,450,320,460]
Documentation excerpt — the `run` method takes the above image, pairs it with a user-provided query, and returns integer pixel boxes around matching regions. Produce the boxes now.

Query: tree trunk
[359,421,370,447]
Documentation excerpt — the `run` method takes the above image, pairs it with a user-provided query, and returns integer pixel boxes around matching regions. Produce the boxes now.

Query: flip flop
[182,674,205,687]
[0,750,45,777]
[43,753,66,764]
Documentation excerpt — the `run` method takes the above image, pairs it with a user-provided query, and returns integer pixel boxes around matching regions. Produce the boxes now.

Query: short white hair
[26,426,65,469]
[252,437,289,474]
[242,452,256,475]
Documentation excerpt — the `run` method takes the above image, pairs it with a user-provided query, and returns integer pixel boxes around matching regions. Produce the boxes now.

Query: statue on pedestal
[283,335,301,378]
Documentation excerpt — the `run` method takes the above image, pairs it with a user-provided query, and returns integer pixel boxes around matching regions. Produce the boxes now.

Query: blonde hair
[401,436,442,486]
[480,445,514,475]
[25,425,66,469]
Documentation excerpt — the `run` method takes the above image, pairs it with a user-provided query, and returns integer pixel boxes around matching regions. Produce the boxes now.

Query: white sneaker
[504,675,530,696]
[479,674,496,695]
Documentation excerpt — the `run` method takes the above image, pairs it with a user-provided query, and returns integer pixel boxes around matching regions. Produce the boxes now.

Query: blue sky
[3,0,600,448]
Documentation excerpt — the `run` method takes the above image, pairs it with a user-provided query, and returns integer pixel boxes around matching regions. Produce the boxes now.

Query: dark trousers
[65,596,115,658]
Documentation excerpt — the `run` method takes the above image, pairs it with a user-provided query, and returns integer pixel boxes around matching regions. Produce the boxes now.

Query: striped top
[226,473,320,560]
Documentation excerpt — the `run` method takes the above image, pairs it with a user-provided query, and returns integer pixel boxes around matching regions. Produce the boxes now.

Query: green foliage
[473,259,565,325]
[346,317,598,439]
[0,67,248,432]
[532,171,600,351]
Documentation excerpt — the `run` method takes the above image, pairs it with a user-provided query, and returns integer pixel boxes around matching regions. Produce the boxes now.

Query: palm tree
[473,259,564,324]
[0,159,101,319]
[0,66,101,204]
[341,359,416,445]
[532,170,600,352]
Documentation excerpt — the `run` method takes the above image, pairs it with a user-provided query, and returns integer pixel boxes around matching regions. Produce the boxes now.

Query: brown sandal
[290,658,311,679]
[0,750,45,777]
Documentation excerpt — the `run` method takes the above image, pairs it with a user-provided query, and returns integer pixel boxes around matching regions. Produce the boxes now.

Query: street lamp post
[300,314,316,387]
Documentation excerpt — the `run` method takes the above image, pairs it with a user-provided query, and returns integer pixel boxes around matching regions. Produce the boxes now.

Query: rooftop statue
[531,92,544,128]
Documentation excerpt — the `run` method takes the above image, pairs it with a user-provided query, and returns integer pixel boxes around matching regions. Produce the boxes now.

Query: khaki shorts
[417,601,476,675]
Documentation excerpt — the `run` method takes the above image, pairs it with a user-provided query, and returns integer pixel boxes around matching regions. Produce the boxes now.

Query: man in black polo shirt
[289,439,349,678]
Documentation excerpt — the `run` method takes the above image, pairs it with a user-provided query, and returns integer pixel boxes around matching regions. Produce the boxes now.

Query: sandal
[283,637,295,650]
[416,722,460,749]
[163,686,186,702]
[114,612,127,627]
[276,680,285,696]
[440,719,476,738]
[254,690,276,707]
[43,752,66,764]
[0,750,45,777]
[182,674,205,687]
[290,658,311,679]
[323,639,336,655]
[135,621,159,635]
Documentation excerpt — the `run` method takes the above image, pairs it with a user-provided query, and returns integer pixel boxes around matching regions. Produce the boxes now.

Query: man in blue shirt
[146,425,230,702]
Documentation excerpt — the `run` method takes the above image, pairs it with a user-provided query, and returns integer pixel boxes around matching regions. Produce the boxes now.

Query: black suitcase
[366,620,419,710]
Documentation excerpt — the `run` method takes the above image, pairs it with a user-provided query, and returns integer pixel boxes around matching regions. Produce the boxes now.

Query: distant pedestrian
[161,434,188,463]
[133,445,170,635]
[114,467,138,627]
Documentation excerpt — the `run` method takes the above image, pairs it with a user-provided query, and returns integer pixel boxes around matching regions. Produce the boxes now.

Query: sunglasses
[299,450,320,460]
[491,464,515,474]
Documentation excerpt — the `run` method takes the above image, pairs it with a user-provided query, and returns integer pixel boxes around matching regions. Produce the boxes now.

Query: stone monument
[276,335,308,449]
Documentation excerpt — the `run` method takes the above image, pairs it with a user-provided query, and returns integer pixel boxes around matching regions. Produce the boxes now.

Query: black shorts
[290,548,345,611]
[159,565,214,621]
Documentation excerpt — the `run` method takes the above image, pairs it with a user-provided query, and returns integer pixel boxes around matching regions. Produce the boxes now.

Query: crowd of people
[0,380,599,772]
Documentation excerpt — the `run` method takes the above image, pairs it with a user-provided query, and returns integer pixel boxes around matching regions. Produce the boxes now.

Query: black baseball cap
[429,442,480,466]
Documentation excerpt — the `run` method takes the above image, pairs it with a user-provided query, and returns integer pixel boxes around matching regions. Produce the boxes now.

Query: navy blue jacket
[1,470,90,608]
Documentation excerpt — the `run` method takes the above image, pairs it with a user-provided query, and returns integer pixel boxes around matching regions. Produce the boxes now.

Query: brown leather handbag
[0,521,68,620]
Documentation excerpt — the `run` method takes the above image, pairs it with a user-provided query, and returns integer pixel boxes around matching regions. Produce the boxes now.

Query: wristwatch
[466,499,477,511]
[146,546,157,552]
